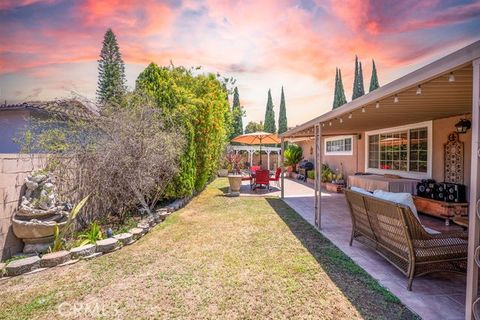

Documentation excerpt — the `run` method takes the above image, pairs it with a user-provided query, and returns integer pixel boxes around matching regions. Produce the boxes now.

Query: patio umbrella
[231,131,280,165]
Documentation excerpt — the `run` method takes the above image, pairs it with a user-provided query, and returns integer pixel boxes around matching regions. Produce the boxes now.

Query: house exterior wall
[296,135,365,178]
[295,115,471,189]
[0,110,30,153]
[0,154,46,260]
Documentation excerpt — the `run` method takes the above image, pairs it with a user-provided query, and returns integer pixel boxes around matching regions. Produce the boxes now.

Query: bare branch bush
[21,95,185,227]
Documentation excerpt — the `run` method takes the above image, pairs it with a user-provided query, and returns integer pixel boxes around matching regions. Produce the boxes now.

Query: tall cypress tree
[333,68,347,109]
[369,59,380,92]
[263,89,276,133]
[358,61,365,96]
[230,87,243,138]
[97,28,126,104]
[352,56,365,100]
[332,68,340,109]
[352,56,359,100]
[338,68,347,106]
[278,86,287,134]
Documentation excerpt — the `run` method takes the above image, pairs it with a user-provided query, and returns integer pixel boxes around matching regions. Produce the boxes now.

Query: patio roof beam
[466,57,480,320]
[314,123,322,229]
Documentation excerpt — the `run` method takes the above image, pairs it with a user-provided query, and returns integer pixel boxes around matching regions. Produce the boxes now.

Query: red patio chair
[269,167,282,187]
[250,165,261,173]
[254,169,270,190]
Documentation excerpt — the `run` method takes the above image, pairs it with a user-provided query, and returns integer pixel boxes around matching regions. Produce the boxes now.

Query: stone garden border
[0,195,194,279]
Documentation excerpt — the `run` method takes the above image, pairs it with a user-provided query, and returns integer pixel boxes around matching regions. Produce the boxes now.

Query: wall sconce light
[362,107,365,113]
[339,118,343,123]
[375,102,380,109]
[348,113,352,119]
[455,118,471,134]
[449,72,455,82]
[394,95,399,103]
[416,85,422,95]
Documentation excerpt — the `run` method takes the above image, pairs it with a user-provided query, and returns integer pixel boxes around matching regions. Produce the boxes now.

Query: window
[324,136,354,155]
[365,121,432,179]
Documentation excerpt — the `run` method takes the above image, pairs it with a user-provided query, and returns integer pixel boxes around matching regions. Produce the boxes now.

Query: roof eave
[281,39,480,138]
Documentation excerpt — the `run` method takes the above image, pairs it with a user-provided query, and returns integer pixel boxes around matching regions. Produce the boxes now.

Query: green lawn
[0,178,417,319]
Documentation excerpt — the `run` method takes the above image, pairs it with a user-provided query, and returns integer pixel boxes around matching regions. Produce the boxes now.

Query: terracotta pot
[227,174,242,195]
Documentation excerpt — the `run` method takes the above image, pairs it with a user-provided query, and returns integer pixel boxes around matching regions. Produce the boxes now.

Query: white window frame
[324,135,354,156]
[364,120,433,180]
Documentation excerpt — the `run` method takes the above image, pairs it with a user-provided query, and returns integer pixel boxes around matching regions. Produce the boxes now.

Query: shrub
[284,144,303,172]
[22,95,184,226]
[307,170,315,180]
[321,164,335,183]
[136,63,231,198]
[77,222,103,246]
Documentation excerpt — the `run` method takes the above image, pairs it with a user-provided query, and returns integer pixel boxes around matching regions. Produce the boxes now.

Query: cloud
[0,0,479,124]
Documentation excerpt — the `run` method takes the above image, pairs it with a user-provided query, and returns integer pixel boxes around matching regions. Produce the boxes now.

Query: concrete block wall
[0,154,46,260]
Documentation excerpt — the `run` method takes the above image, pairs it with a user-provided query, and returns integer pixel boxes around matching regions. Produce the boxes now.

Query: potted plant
[225,152,243,196]
[284,144,303,177]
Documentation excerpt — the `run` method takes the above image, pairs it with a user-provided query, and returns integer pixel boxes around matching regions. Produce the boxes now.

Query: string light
[375,102,380,109]
[416,85,422,95]
[394,95,399,103]
[449,72,455,82]
[348,113,353,119]
[362,107,366,113]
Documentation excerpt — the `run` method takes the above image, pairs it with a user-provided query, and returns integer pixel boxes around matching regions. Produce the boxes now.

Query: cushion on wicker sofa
[372,190,419,221]
[350,186,372,196]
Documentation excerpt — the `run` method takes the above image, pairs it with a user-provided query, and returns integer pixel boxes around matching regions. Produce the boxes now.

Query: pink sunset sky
[1,0,479,127]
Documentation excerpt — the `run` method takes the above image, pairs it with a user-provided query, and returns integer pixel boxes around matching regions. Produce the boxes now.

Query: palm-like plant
[77,222,103,246]
[51,195,89,252]
[284,144,303,172]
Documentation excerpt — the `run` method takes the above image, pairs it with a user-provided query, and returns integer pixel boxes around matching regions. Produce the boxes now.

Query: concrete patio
[240,178,467,320]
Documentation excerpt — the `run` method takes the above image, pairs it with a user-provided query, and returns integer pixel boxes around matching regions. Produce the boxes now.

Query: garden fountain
[11,172,71,253]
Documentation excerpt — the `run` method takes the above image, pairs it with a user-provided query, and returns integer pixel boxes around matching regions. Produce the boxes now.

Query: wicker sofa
[344,189,468,290]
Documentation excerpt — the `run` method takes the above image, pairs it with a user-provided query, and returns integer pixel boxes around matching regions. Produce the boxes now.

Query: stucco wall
[296,135,365,178]
[432,116,471,185]
[295,115,471,188]
[0,154,46,260]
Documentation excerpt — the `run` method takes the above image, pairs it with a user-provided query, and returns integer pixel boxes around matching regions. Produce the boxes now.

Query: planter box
[325,182,344,193]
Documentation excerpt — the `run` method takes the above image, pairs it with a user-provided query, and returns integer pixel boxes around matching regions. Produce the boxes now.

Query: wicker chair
[344,189,468,290]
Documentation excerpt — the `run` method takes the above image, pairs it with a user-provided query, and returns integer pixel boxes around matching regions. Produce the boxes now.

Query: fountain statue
[11,172,71,253]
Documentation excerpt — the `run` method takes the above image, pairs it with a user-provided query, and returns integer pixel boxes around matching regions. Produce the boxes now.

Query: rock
[43,182,54,190]
[40,250,71,268]
[137,222,150,231]
[70,244,96,259]
[32,174,46,183]
[159,211,170,221]
[23,242,52,254]
[6,256,40,276]
[152,212,161,224]
[114,233,133,245]
[129,227,146,240]
[96,238,119,253]
[25,180,38,190]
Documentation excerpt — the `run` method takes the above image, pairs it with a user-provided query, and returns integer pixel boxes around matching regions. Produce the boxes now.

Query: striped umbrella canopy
[231,132,280,165]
